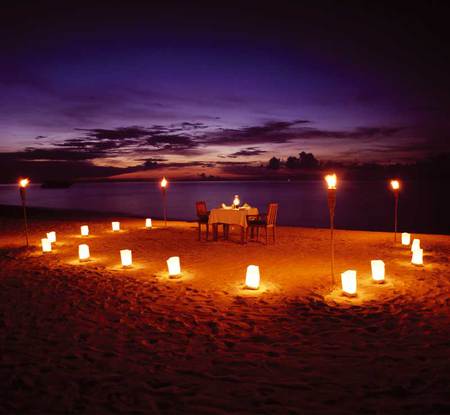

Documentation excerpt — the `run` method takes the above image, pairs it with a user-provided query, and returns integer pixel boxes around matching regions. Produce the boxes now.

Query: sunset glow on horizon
[1,3,449,182]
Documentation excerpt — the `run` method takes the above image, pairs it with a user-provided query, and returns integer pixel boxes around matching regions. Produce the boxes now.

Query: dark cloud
[138,157,168,163]
[46,124,206,158]
[226,147,267,158]
[162,161,215,168]
[14,121,409,166]
[77,126,151,141]
[355,140,447,161]
[76,125,204,154]
[39,121,309,159]
[292,126,405,141]
[206,120,311,146]
[132,159,217,171]
[204,121,405,147]
[215,161,255,166]
[0,119,420,183]
[142,134,198,151]
[179,122,209,130]
[0,148,102,161]
[328,137,449,163]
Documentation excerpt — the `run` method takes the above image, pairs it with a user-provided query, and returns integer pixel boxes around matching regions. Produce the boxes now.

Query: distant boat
[40,180,74,189]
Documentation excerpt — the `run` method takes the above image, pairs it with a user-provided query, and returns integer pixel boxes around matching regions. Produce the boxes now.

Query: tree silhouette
[299,151,319,168]
[286,156,300,169]
[284,152,319,169]
[267,156,281,170]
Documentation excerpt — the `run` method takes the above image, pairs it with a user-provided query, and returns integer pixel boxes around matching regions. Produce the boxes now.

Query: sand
[0,206,449,414]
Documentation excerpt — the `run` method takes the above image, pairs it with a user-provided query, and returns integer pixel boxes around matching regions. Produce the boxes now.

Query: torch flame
[160,177,168,188]
[390,179,400,190]
[19,178,30,188]
[325,174,337,189]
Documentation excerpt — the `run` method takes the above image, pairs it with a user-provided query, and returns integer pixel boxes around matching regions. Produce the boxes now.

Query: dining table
[208,206,259,243]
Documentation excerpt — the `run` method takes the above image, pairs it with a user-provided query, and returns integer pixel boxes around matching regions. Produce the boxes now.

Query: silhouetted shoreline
[2,154,449,184]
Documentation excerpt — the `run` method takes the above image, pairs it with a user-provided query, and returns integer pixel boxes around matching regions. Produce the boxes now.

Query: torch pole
[162,188,167,227]
[20,187,29,247]
[393,190,399,243]
[327,188,336,286]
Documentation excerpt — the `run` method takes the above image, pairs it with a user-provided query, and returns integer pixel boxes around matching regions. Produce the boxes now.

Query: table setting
[208,195,258,242]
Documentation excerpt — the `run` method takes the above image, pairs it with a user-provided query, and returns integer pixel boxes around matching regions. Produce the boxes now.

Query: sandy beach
[0,205,449,414]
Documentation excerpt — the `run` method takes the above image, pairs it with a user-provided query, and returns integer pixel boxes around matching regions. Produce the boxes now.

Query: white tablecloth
[209,207,258,228]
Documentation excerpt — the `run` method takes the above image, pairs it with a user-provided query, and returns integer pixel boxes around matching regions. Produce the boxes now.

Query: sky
[1,1,449,181]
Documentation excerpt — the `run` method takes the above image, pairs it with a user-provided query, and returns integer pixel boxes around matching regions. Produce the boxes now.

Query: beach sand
[0,206,449,414]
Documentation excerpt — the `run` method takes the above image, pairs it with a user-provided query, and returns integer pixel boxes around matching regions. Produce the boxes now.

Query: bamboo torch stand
[327,188,336,286]
[19,186,29,247]
[393,189,399,243]
[162,188,167,227]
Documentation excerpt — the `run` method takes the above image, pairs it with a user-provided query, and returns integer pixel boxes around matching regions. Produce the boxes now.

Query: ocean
[0,180,447,234]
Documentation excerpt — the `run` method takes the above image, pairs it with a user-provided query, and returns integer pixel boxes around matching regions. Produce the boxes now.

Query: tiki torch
[390,179,400,242]
[18,178,30,247]
[160,177,168,227]
[325,173,337,286]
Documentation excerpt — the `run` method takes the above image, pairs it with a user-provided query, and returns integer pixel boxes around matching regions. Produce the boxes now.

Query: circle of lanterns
[29,171,429,296]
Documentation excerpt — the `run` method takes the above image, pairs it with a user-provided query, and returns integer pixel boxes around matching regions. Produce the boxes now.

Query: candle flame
[390,179,400,190]
[19,178,30,188]
[324,174,337,189]
[160,177,168,188]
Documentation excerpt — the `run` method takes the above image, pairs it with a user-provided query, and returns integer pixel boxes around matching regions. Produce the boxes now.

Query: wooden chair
[246,203,278,244]
[196,201,210,240]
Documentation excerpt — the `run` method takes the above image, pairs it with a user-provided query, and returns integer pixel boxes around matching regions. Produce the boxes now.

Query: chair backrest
[267,203,278,226]
[196,201,208,216]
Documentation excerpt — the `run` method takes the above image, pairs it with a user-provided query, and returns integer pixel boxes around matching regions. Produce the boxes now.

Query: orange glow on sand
[2,211,449,414]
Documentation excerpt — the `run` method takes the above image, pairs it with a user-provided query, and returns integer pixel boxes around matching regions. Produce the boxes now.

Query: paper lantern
[411,248,423,266]
[160,177,168,188]
[411,238,420,252]
[41,238,52,252]
[46,231,56,243]
[81,225,89,236]
[120,249,132,267]
[167,256,181,277]
[371,260,385,283]
[325,173,337,189]
[233,194,240,208]
[245,265,260,290]
[112,221,120,232]
[401,232,410,245]
[78,244,90,261]
[145,218,152,228]
[341,270,357,296]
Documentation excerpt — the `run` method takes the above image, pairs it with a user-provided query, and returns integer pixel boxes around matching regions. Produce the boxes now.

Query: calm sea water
[0,181,447,234]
